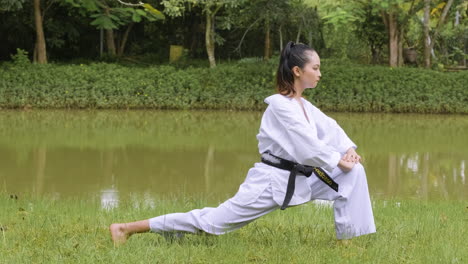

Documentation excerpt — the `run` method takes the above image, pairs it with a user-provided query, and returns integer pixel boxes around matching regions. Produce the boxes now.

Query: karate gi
[149,94,376,239]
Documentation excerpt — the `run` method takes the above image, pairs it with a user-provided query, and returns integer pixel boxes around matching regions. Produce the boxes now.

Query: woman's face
[293,51,321,89]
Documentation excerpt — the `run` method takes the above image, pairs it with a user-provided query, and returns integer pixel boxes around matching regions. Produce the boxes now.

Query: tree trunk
[33,0,47,64]
[295,23,302,43]
[387,13,399,67]
[104,8,116,56]
[264,20,271,60]
[429,0,454,55]
[278,25,283,51]
[371,46,380,64]
[106,29,116,56]
[398,28,404,66]
[205,12,216,68]
[423,0,431,68]
[308,31,313,47]
[117,22,134,56]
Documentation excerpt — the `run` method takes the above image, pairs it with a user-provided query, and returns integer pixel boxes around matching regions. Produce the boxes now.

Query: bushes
[0,60,466,113]
[309,64,468,113]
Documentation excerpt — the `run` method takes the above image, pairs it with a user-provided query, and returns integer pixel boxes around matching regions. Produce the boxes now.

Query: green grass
[0,192,466,263]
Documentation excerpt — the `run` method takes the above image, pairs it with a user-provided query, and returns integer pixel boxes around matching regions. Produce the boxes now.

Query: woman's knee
[351,163,365,175]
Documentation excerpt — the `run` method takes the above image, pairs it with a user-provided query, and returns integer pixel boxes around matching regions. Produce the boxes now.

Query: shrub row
[0,60,466,113]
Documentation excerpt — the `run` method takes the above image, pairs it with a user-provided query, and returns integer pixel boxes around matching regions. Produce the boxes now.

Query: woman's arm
[268,97,342,172]
[324,116,357,154]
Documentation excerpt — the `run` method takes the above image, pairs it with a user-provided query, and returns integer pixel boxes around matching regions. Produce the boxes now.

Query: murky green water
[1,110,466,207]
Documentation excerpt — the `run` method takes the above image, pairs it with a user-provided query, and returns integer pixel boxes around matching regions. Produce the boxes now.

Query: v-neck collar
[293,97,310,124]
[264,94,311,124]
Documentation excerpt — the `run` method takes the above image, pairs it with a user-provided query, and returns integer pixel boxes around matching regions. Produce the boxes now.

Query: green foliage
[64,0,164,31]
[0,0,26,11]
[0,61,466,113]
[9,48,30,66]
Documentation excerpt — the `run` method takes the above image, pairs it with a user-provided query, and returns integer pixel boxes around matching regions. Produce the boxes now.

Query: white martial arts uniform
[149,94,376,239]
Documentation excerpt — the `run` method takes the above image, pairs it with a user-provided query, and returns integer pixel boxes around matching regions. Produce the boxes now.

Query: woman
[110,41,376,245]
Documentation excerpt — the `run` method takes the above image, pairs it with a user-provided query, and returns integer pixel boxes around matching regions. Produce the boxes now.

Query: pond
[0,110,466,208]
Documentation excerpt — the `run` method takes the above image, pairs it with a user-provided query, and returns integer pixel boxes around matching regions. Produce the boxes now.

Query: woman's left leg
[307,163,376,239]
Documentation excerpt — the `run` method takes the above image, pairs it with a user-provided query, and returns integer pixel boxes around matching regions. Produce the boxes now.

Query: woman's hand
[338,159,355,172]
[342,148,361,164]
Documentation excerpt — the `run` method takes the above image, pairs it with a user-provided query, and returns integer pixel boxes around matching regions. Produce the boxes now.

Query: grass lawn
[0,192,466,263]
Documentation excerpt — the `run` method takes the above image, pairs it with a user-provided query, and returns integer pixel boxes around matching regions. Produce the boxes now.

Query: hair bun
[283,41,295,58]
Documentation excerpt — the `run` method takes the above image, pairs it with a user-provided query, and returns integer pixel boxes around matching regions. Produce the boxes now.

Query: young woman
[110,41,376,245]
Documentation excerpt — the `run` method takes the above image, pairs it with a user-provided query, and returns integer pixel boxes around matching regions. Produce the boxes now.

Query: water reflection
[129,192,156,210]
[460,160,465,185]
[370,151,466,200]
[0,110,466,201]
[101,187,119,210]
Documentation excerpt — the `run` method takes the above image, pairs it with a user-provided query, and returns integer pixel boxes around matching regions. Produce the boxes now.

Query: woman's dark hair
[276,41,316,96]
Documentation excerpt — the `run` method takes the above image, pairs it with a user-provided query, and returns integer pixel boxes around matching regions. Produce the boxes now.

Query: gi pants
[148,163,376,240]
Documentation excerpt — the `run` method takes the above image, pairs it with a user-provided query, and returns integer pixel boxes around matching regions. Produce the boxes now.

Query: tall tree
[428,0,455,59]
[321,0,363,59]
[65,0,164,56]
[354,1,388,64]
[378,1,402,67]
[423,0,431,68]
[230,0,290,59]
[162,0,244,68]
[372,0,426,67]
[33,0,50,63]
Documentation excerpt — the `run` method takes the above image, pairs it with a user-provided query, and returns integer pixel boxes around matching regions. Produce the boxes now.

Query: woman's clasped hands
[338,148,362,172]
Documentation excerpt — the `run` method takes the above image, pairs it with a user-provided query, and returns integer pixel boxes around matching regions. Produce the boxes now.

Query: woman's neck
[292,82,304,99]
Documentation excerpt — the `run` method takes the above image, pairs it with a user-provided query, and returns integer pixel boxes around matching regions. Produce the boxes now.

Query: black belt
[261,151,339,210]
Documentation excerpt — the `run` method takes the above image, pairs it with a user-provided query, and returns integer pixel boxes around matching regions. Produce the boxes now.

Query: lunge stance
[110,41,376,245]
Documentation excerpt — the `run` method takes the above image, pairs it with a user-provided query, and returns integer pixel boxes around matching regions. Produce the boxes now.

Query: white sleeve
[324,115,357,154]
[268,99,341,172]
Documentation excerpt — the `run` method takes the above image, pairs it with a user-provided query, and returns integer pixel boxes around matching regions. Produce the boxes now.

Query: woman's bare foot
[109,223,129,246]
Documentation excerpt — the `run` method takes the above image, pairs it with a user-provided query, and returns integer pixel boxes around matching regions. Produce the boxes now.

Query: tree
[162,0,244,68]
[371,0,428,67]
[230,0,289,59]
[33,0,47,63]
[427,0,455,66]
[1,0,50,63]
[411,0,457,67]
[423,0,431,67]
[65,0,164,56]
[0,0,26,11]
[354,1,388,64]
[321,0,364,59]
[374,0,405,67]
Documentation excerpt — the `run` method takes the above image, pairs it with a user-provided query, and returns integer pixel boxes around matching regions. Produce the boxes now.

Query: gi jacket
[232,94,357,207]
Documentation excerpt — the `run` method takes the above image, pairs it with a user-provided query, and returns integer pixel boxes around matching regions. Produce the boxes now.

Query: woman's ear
[292,66,301,78]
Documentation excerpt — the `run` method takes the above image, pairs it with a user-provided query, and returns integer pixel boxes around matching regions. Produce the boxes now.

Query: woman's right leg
[148,183,279,235]
[109,220,150,246]
[110,183,279,245]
